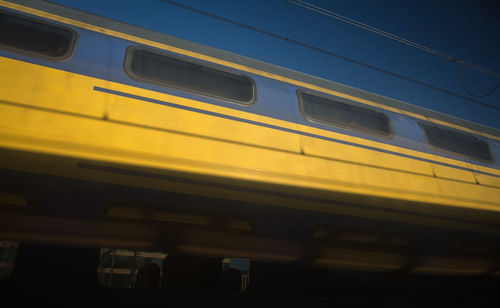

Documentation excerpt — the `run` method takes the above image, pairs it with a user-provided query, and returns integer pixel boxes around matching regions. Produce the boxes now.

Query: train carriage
[1,0,500,304]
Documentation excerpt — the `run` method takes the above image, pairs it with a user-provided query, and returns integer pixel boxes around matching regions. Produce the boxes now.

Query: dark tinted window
[126,48,255,104]
[98,249,167,289]
[298,91,392,136]
[0,10,75,60]
[420,122,492,162]
[0,241,18,279]
[97,248,250,292]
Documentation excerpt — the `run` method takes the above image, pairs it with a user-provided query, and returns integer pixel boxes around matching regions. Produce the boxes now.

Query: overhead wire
[288,0,500,98]
[456,61,500,98]
[161,0,500,107]
[354,0,500,63]
[288,0,500,79]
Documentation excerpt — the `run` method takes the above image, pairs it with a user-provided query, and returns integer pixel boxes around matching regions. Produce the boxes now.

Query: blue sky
[51,0,500,129]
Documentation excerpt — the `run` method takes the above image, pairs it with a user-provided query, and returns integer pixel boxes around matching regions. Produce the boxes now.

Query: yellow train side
[1,56,500,235]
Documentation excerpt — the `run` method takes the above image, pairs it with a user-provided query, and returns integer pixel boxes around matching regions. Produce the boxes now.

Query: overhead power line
[161,0,500,108]
[355,0,500,63]
[288,0,500,80]
[456,61,500,98]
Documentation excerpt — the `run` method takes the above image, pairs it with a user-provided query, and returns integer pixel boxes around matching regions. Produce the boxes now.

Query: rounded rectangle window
[298,90,393,138]
[419,122,493,163]
[124,46,256,105]
[0,9,77,61]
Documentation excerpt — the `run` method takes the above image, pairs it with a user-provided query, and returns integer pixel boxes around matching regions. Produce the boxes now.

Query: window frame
[419,121,494,164]
[297,89,394,139]
[0,8,78,61]
[124,45,257,105]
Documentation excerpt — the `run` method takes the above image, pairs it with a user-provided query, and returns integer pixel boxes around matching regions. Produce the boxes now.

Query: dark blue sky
[51,0,500,129]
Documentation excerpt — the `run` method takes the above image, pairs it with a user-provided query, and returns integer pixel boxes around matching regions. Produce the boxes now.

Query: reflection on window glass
[97,249,167,289]
[222,258,250,292]
[126,48,255,104]
[0,240,19,279]
[298,91,392,137]
[97,248,250,293]
[420,122,492,162]
[0,9,75,60]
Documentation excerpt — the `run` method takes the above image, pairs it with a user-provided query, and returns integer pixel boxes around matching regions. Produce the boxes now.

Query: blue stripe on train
[94,86,500,179]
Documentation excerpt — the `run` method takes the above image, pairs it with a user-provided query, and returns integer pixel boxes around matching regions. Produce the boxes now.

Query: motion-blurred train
[1,0,500,285]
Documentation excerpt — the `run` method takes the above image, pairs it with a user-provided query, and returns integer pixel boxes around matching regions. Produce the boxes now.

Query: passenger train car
[1,0,500,304]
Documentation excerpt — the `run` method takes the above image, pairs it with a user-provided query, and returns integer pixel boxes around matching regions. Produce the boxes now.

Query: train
[1,0,500,304]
